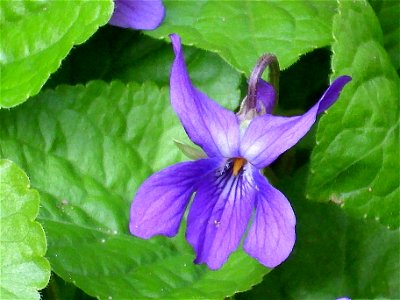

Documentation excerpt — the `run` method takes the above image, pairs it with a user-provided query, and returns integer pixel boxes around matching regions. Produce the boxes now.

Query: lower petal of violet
[243,172,296,268]
[186,161,257,270]
[130,158,219,239]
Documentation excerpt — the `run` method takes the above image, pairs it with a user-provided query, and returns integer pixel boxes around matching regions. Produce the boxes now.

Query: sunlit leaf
[0,159,50,299]
[0,0,113,108]
[149,0,337,73]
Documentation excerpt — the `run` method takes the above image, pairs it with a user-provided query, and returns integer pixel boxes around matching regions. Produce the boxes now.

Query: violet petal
[186,163,256,270]
[240,76,351,168]
[109,0,165,30]
[130,158,219,238]
[317,76,352,114]
[170,34,240,158]
[243,172,296,268]
[256,79,276,114]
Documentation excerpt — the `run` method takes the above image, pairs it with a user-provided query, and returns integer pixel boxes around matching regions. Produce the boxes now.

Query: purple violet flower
[129,33,352,270]
[109,0,165,30]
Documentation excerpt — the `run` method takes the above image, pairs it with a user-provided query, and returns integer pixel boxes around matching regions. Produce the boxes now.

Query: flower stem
[246,54,280,111]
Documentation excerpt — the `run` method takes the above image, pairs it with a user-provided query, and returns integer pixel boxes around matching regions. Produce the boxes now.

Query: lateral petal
[240,76,352,168]
[317,76,352,114]
[186,162,257,270]
[130,158,219,239]
[170,34,240,158]
[243,173,296,268]
[109,0,165,30]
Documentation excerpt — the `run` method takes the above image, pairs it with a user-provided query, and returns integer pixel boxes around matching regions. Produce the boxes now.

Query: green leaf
[41,273,99,300]
[370,0,400,71]
[45,27,242,110]
[148,0,337,73]
[0,159,50,299]
[0,0,113,108]
[307,0,400,228]
[237,167,400,299]
[0,81,268,299]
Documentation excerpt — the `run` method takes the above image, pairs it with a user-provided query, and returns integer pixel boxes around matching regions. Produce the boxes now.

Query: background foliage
[0,0,398,299]
[0,159,50,299]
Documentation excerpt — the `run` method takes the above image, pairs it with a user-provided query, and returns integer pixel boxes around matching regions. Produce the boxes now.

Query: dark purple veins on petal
[186,161,256,270]
[130,158,219,239]
[243,172,296,268]
[129,33,352,271]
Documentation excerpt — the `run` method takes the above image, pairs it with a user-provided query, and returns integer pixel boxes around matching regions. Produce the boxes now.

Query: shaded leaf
[41,273,95,300]
[45,27,242,111]
[307,0,399,229]
[237,167,400,299]
[370,0,400,71]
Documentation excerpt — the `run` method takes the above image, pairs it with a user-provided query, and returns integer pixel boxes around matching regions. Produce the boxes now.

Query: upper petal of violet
[243,172,296,268]
[240,76,352,168]
[130,158,219,239]
[169,34,240,158]
[109,0,165,30]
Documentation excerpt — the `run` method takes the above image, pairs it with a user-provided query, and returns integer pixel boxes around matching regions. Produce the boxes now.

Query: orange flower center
[232,158,247,176]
